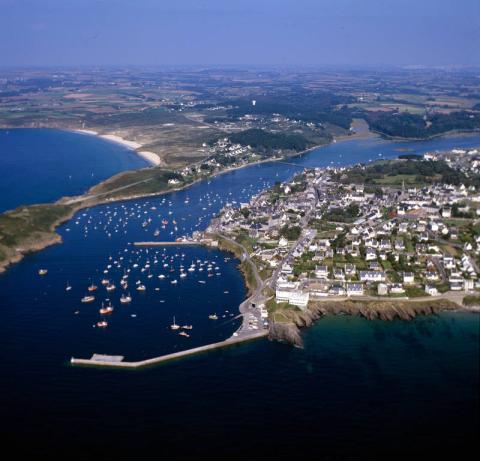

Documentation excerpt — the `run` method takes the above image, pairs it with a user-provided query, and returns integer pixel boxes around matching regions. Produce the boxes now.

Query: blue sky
[1,0,479,67]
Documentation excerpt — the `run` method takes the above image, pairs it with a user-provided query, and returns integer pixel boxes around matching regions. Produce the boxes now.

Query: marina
[0,129,478,455]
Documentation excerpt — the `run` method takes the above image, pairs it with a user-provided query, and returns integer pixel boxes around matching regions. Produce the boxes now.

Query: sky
[1,0,479,67]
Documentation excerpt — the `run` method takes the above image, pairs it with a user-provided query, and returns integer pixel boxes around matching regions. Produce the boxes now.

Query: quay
[133,241,201,246]
[70,331,268,368]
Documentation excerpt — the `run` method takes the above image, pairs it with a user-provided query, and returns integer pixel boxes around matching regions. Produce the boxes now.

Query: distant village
[206,147,480,311]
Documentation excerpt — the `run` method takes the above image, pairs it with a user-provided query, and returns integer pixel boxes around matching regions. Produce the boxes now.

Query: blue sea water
[0,131,478,457]
[0,129,147,212]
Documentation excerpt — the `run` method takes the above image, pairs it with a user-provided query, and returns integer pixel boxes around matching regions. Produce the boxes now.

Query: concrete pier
[70,331,268,368]
[133,241,201,246]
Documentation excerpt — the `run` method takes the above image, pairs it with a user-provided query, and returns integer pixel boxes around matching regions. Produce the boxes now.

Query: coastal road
[63,178,154,205]
[212,234,267,337]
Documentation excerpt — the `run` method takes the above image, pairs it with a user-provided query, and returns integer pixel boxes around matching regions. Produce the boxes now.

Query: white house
[403,272,415,284]
[346,283,364,296]
[359,271,386,282]
[425,285,438,296]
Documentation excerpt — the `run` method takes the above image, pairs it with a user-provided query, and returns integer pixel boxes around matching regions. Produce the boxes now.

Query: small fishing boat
[136,284,146,291]
[101,278,109,285]
[88,283,98,292]
[182,325,193,330]
[96,320,108,328]
[179,331,190,337]
[208,314,218,320]
[65,282,72,291]
[38,269,48,276]
[106,283,116,292]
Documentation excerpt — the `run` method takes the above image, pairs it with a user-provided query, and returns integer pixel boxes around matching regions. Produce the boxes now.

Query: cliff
[269,299,460,347]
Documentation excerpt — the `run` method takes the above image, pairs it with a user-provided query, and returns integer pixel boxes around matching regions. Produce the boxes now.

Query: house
[315,265,329,279]
[346,283,364,296]
[390,283,405,294]
[280,263,293,275]
[442,208,452,218]
[329,285,346,296]
[378,283,388,296]
[369,261,382,271]
[345,264,356,277]
[425,285,438,296]
[365,248,377,261]
[450,280,463,291]
[333,268,345,280]
[359,271,386,282]
[403,272,415,284]
[443,256,456,270]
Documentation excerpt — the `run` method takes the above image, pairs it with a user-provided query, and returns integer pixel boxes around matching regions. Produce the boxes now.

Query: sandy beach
[76,130,161,166]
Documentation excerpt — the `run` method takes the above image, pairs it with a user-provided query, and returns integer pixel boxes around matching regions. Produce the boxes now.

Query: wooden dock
[70,331,268,369]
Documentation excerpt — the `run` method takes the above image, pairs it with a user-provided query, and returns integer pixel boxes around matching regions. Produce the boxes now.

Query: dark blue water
[0,129,148,212]
[1,132,479,457]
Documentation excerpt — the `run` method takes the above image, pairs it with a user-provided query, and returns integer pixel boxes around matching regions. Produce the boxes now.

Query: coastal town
[204,147,480,322]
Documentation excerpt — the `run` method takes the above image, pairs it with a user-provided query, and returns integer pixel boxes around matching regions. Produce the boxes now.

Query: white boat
[65,282,72,291]
[171,279,178,284]
[38,269,48,276]
[120,293,132,304]
[81,295,95,303]
[136,284,146,291]
[106,284,116,292]
[170,316,180,330]
[208,314,218,320]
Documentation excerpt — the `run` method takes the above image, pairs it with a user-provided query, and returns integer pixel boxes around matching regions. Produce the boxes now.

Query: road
[212,234,267,338]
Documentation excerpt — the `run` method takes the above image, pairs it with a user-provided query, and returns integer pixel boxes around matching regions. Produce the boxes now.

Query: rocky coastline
[268,299,464,347]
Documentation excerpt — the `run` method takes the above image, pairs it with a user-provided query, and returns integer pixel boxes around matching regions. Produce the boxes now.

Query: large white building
[275,288,310,309]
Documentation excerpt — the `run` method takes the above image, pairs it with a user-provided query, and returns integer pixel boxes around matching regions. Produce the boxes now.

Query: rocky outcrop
[268,299,461,346]
[269,322,304,348]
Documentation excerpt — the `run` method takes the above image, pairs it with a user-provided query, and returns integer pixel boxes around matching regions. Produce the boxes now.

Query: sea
[0,129,478,457]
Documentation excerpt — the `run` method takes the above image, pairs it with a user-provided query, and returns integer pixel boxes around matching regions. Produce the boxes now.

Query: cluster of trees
[280,225,301,240]
[365,110,480,138]
[220,91,355,129]
[339,159,480,187]
[220,128,313,152]
[323,203,359,223]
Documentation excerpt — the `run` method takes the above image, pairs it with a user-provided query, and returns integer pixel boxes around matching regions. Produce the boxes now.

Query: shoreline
[1,128,479,275]
[75,130,162,166]
[269,299,478,347]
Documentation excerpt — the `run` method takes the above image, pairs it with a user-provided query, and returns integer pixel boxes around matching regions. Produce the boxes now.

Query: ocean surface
[0,129,148,212]
[0,131,479,457]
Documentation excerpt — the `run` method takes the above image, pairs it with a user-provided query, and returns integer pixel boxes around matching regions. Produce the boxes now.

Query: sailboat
[65,282,72,291]
[120,293,132,304]
[170,316,180,330]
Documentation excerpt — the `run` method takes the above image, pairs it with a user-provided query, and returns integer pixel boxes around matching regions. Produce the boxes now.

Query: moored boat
[81,295,95,303]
